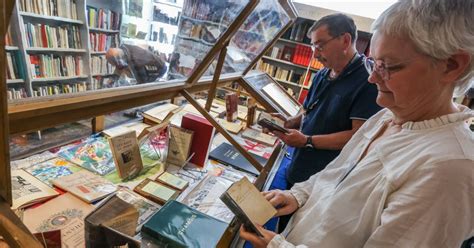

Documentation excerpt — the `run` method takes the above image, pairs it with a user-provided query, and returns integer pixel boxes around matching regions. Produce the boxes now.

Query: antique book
[103,122,150,138]
[142,200,228,248]
[114,187,161,231]
[11,169,59,210]
[209,143,267,176]
[134,178,179,205]
[216,118,243,134]
[196,98,226,115]
[241,128,278,146]
[220,177,276,237]
[52,170,117,203]
[225,93,238,122]
[261,82,300,117]
[58,136,115,176]
[181,113,215,167]
[33,229,61,248]
[24,157,81,187]
[23,193,95,248]
[166,125,193,166]
[142,103,180,124]
[85,195,141,248]
[108,130,144,179]
[155,172,189,191]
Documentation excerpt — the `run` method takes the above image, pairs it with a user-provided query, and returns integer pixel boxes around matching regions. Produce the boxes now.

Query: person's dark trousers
[243,147,293,248]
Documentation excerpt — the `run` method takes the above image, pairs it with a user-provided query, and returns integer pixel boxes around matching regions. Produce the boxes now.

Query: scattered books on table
[209,142,266,176]
[11,169,59,210]
[52,170,117,203]
[59,136,115,176]
[24,157,81,187]
[142,200,228,248]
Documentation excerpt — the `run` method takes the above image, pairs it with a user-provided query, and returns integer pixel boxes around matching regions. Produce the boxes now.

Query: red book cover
[181,113,215,167]
[296,45,302,65]
[40,25,48,48]
[292,45,299,64]
[225,93,238,122]
[298,89,309,104]
[305,47,311,66]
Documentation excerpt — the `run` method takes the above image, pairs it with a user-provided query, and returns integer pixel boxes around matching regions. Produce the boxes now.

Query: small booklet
[220,177,276,237]
[108,130,144,179]
[11,169,59,210]
[134,178,179,205]
[155,172,189,191]
[52,170,117,203]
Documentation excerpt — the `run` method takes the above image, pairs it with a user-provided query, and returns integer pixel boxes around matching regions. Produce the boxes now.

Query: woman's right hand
[263,190,299,216]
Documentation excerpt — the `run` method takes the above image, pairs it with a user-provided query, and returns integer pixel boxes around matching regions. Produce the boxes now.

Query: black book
[209,143,267,176]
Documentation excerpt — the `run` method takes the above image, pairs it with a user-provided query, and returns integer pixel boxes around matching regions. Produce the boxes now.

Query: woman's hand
[239,224,277,248]
[263,190,299,217]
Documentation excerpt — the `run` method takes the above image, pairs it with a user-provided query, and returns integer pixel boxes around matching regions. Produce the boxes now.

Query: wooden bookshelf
[19,11,84,24]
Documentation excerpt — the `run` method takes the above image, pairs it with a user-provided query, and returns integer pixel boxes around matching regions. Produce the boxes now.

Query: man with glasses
[272,13,381,189]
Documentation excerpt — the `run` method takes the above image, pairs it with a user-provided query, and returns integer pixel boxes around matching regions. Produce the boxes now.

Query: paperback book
[11,169,59,210]
[24,157,81,187]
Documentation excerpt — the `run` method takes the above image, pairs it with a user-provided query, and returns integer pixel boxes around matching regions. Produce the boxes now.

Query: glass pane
[207,0,292,75]
[167,0,250,80]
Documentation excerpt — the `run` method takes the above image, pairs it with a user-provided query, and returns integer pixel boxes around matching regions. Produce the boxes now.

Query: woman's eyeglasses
[364,56,421,81]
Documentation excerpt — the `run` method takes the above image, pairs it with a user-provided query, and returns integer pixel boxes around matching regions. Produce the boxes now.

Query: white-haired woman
[240,0,474,247]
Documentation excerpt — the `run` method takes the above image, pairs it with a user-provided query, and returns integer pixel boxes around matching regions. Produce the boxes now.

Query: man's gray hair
[372,0,474,96]
[306,13,358,45]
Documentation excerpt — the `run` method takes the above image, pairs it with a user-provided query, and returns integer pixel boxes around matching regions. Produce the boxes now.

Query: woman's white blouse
[269,106,474,248]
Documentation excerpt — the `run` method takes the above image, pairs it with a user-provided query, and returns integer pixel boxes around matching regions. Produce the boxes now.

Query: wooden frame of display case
[0,0,297,246]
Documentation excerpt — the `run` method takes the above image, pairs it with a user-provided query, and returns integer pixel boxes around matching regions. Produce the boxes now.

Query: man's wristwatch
[305,135,315,149]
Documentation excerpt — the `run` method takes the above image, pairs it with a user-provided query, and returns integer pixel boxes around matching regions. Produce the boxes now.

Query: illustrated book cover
[11,169,59,210]
[24,157,82,187]
[108,130,144,179]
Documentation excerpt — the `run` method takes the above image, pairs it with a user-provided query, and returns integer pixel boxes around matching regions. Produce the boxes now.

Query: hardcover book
[134,178,179,205]
[209,143,267,176]
[156,172,189,191]
[220,177,276,237]
[181,113,215,167]
[142,200,228,248]
[225,93,238,122]
[261,83,300,117]
[59,136,116,176]
[11,169,59,210]
[108,130,143,179]
[24,157,81,187]
[52,170,117,203]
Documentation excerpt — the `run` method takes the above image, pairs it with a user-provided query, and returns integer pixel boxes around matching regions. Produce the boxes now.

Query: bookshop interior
[0,0,473,247]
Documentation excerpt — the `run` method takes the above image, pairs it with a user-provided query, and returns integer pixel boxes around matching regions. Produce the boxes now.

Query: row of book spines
[285,21,312,43]
[6,52,25,80]
[25,23,81,49]
[32,83,87,97]
[87,6,122,30]
[7,88,28,100]
[91,78,104,91]
[89,33,119,52]
[91,56,116,75]
[29,54,84,78]
[257,61,306,86]
[267,45,323,70]
[19,0,78,20]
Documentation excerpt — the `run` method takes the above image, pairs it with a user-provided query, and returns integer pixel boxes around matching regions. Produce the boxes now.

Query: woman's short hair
[372,0,474,96]
[306,13,358,45]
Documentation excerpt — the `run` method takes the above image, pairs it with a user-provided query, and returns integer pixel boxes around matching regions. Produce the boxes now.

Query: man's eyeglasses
[311,34,342,52]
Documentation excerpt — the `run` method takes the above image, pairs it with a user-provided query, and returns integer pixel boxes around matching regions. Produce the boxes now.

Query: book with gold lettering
[142,200,228,247]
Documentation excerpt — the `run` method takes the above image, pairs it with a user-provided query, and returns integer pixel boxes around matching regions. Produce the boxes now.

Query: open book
[220,177,276,237]
[11,169,59,210]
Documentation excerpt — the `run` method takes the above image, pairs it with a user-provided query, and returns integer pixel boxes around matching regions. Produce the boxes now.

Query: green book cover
[142,200,228,248]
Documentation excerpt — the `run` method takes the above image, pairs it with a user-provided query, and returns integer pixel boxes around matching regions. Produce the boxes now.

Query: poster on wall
[126,0,144,18]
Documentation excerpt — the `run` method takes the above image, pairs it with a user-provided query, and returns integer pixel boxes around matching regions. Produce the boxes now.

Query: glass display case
[0,0,297,246]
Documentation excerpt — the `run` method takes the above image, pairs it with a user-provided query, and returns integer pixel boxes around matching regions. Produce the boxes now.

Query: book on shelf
[87,6,122,31]
[142,200,228,248]
[52,170,117,203]
[33,82,88,97]
[7,88,28,100]
[11,169,59,210]
[89,33,119,52]
[220,177,276,237]
[23,193,95,248]
[19,0,78,20]
[181,113,215,167]
[24,157,81,187]
[298,89,309,104]
[24,23,81,49]
[6,52,24,80]
[5,25,13,46]
[91,55,116,75]
[29,54,84,78]
[209,142,266,176]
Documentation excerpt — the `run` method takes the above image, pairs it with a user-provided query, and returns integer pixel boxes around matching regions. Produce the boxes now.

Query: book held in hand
[142,200,228,248]
[220,177,277,237]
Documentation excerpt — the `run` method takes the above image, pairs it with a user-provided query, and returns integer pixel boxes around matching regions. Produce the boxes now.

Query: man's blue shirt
[286,54,382,185]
